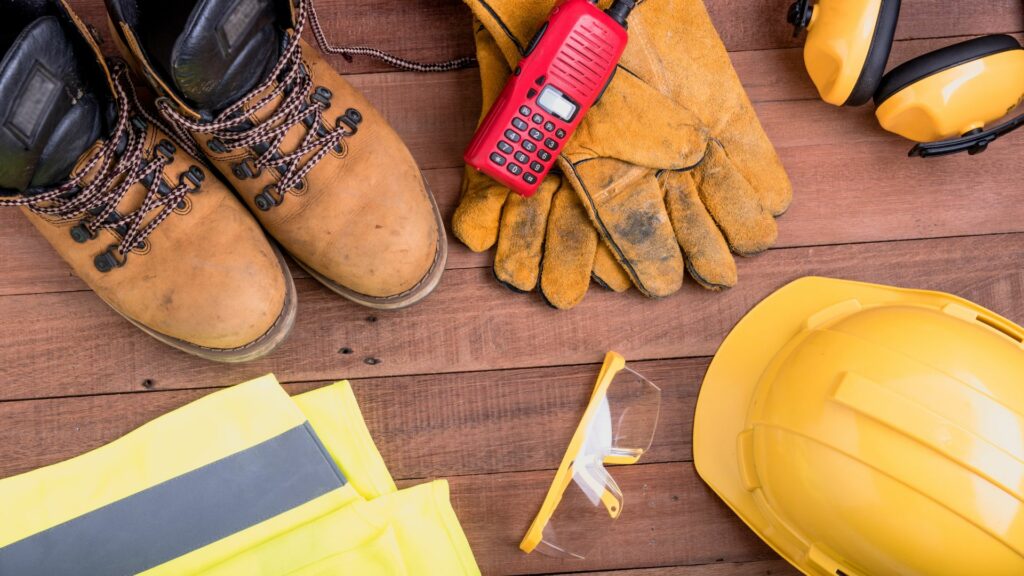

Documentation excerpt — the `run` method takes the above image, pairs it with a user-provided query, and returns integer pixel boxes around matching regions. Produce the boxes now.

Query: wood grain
[571,559,800,576]
[2,232,1023,402]
[0,358,703,479]
[67,0,1024,73]
[444,463,779,575]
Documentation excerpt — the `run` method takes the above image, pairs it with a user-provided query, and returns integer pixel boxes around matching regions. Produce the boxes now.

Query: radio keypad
[492,92,572,187]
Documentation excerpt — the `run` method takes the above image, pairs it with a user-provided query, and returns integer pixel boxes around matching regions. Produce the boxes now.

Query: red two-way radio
[464,0,632,197]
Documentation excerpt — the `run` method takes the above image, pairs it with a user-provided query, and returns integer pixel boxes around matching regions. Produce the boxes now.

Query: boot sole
[115,243,298,363]
[292,177,448,310]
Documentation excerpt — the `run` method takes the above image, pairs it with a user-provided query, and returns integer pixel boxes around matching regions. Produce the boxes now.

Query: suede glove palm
[460,0,792,298]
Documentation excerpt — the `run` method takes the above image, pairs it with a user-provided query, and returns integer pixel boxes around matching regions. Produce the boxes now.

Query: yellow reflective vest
[0,375,479,575]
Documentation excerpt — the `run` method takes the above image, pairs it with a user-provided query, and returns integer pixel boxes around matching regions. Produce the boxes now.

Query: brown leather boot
[0,2,295,362]
[104,0,447,309]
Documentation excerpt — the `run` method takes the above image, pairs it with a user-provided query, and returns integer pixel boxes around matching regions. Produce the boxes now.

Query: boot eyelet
[70,224,96,244]
[94,246,127,273]
[156,140,176,161]
[255,186,281,212]
[182,166,205,188]
[174,197,192,215]
[311,86,333,107]
[208,138,228,153]
[338,108,363,135]
[232,159,261,180]
[131,116,148,133]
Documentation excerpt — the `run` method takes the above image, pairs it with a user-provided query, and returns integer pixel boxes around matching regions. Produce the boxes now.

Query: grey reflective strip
[0,422,346,576]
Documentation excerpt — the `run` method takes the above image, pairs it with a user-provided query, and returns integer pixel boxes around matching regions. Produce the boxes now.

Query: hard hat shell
[694,277,1024,576]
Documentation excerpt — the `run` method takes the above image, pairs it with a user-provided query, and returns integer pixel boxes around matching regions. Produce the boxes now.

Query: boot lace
[0,62,204,272]
[156,0,474,212]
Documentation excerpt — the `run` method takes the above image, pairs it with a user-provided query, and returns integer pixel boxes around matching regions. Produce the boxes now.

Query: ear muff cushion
[874,34,1023,105]
[844,0,902,106]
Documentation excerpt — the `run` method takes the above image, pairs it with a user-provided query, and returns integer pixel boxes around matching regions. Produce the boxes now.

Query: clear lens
[536,366,661,559]
[537,458,622,559]
[605,367,661,459]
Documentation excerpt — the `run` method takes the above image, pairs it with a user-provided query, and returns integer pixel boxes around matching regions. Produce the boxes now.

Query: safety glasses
[520,352,661,559]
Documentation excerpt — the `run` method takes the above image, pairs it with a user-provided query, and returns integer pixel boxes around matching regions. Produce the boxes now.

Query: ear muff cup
[843,0,902,106]
[874,34,1024,105]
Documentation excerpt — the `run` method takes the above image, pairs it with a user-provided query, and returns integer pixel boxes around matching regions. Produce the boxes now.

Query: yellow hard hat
[694,277,1024,576]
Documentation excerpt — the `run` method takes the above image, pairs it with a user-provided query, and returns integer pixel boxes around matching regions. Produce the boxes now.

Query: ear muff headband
[789,0,901,106]
[844,0,900,106]
[874,35,1024,155]
[875,35,1022,105]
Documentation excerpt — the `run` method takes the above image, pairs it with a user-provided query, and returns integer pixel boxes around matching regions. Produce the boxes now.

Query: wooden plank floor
[2,1,1023,574]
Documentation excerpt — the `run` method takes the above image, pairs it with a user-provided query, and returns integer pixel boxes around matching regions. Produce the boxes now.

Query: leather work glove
[461,0,792,298]
[454,24,632,309]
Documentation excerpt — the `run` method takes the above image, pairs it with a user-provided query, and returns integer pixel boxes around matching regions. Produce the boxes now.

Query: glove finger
[565,159,684,298]
[622,1,792,218]
[494,176,559,292]
[566,73,709,172]
[661,170,737,290]
[694,142,779,256]
[717,110,793,217]
[539,180,598,310]
[592,241,632,293]
[453,168,511,252]
[454,25,516,253]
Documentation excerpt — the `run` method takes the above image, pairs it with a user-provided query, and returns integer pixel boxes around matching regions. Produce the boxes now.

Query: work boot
[105,0,448,309]
[0,2,296,362]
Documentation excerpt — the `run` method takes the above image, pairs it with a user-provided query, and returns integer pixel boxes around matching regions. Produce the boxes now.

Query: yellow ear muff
[791,0,901,106]
[875,35,1024,143]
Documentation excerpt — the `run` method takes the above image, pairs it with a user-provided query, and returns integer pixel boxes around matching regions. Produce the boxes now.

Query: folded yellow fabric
[293,380,397,500]
[199,481,478,576]
[0,375,479,576]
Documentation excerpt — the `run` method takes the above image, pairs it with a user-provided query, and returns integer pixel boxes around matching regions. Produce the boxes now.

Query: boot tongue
[160,0,282,112]
[0,16,103,192]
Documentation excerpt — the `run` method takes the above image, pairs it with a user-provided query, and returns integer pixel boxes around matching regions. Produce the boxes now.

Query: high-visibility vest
[0,375,479,575]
